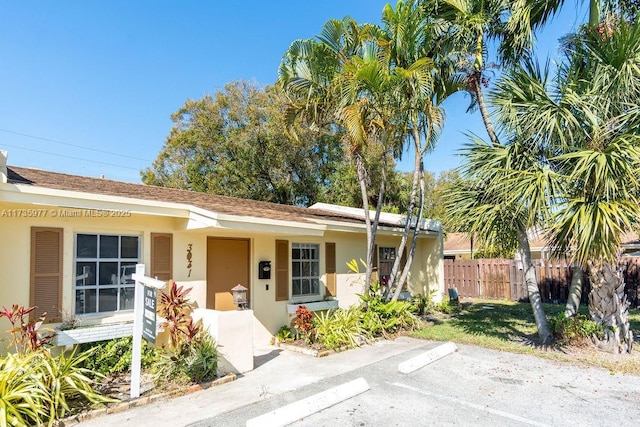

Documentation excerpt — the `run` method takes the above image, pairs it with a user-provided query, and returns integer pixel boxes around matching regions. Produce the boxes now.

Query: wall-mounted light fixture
[231,284,249,310]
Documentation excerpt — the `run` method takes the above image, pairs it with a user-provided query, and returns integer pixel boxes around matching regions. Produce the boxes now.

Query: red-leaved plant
[0,304,57,355]
[293,305,314,343]
[157,281,202,349]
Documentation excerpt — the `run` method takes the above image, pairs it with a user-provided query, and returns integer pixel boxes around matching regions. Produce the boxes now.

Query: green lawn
[411,299,640,375]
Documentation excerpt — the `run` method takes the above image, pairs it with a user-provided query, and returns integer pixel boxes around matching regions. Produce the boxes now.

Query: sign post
[131,264,165,399]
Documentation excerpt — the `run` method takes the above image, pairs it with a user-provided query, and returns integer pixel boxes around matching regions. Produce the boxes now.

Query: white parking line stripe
[398,342,458,373]
[246,377,370,427]
[389,381,551,427]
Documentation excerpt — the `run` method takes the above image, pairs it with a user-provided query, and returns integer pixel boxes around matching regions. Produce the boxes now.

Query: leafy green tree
[425,169,462,231]
[320,151,411,213]
[142,81,344,207]
[446,137,554,342]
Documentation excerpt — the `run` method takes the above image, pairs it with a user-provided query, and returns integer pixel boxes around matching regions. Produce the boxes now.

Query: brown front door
[206,237,250,310]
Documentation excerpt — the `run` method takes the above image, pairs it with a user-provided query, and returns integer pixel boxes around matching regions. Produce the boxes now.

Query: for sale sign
[142,285,157,343]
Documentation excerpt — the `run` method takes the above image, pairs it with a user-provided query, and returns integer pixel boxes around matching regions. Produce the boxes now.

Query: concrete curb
[54,373,237,426]
[398,341,458,374]
[246,377,370,427]
[277,342,350,358]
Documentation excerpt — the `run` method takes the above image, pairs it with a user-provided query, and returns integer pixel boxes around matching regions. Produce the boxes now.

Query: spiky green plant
[0,352,49,427]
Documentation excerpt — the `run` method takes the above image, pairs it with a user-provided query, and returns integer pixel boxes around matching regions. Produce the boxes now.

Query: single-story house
[0,151,443,351]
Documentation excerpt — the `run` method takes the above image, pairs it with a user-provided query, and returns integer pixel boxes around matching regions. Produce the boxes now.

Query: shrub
[154,332,218,385]
[0,304,56,355]
[39,348,116,421]
[293,306,314,343]
[153,281,218,385]
[0,304,112,424]
[78,336,158,377]
[276,325,293,344]
[0,352,50,426]
[550,314,604,346]
[436,299,460,315]
[0,349,113,426]
[410,290,438,316]
[313,307,365,350]
[157,281,202,348]
[357,283,421,337]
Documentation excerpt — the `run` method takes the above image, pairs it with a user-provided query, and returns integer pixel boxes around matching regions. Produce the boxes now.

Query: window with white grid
[291,243,320,297]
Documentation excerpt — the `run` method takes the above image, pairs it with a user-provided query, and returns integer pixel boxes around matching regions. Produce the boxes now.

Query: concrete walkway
[77,336,430,426]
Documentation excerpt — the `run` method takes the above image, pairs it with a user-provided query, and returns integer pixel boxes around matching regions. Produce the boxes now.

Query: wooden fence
[444,258,640,308]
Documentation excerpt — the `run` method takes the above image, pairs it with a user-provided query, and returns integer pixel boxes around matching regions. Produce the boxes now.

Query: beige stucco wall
[0,199,443,351]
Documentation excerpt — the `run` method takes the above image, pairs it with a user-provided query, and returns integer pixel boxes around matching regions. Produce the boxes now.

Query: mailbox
[258,261,271,280]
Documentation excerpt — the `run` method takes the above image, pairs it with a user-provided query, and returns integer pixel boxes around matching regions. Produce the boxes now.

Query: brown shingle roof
[6,166,375,226]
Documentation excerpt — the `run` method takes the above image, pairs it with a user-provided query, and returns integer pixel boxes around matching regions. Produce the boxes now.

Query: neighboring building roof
[443,231,548,255]
[309,202,441,232]
[442,232,473,254]
[4,166,438,235]
[445,231,640,257]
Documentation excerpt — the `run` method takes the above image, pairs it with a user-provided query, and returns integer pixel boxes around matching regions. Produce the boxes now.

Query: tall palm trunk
[388,123,425,300]
[391,125,427,301]
[516,226,553,343]
[589,0,600,26]
[565,266,584,317]
[473,73,499,145]
[588,261,633,353]
[355,149,386,292]
[355,152,375,291]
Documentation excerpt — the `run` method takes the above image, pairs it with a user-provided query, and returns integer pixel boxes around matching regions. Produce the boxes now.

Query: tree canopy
[142,81,345,207]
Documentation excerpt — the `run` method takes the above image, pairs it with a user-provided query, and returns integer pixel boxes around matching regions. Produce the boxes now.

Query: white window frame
[74,233,140,316]
[291,243,321,301]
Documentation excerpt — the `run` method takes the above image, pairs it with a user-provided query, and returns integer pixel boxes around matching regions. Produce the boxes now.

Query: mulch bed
[55,372,236,426]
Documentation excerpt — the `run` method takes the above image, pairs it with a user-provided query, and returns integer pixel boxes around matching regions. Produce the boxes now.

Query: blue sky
[1,1,589,183]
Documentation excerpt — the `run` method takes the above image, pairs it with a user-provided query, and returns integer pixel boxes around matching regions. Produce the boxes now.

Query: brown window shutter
[372,244,379,283]
[275,240,289,301]
[373,244,379,269]
[325,242,336,297]
[151,233,173,281]
[30,227,63,323]
[400,248,408,290]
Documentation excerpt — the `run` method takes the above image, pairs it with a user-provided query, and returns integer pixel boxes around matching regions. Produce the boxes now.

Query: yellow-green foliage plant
[0,352,49,427]
[38,348,115,422]
[0,305,113,426]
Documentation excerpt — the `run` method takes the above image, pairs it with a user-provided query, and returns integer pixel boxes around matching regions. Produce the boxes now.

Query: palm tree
[429,0,565,343]
[279,17,402,289]
[447,136,555,343]
[420,0,566,145]
[280,2,453,295]
[491,17,640,352]
[379,0,451,301]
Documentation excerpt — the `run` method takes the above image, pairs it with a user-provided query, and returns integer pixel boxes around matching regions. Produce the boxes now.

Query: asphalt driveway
[79,337,640,426]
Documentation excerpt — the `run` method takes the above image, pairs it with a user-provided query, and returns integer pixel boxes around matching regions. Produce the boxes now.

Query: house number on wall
[187,244,193,277]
